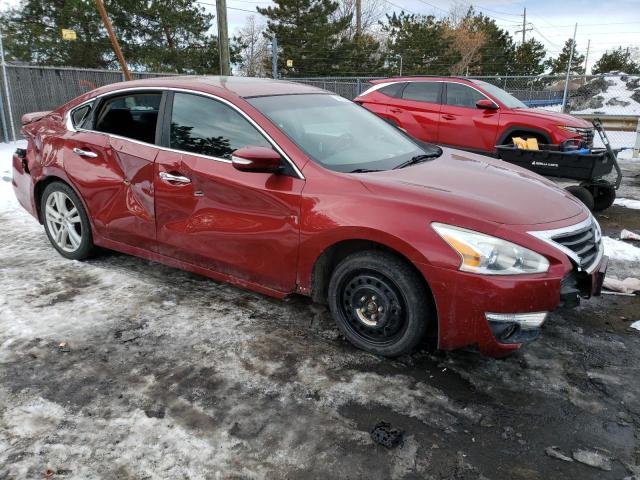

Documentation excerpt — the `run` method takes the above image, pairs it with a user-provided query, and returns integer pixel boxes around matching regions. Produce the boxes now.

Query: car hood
[506,107,592,127]
[359,148,586,225]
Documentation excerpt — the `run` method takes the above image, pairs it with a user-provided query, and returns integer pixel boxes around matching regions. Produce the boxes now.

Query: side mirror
[476,99,499,110]
[232,146,281,173]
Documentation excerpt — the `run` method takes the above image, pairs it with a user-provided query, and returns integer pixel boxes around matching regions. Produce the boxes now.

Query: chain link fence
[0,65,178,141]
[0,66,638,155]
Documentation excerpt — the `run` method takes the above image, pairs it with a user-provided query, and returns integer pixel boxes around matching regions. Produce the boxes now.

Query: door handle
[442,114,456,120]
[72,147,98,158]
[390,108,403,113]
[159,171,191,184]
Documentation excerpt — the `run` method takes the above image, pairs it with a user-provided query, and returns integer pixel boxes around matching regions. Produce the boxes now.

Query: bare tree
[335,0,385,37]
[235,16,270,77]
[443,6,486,75]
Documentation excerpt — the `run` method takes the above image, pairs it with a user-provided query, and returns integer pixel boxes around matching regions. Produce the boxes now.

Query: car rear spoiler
[21,110,52,126]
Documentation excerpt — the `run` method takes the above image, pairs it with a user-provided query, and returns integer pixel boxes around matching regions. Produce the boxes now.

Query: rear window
[377,82,406,98]
[94,92,162,144]
[402,82,441,103]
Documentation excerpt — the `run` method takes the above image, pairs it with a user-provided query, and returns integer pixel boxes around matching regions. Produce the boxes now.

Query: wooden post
[355,0,362,36]
[216,0,231,75]
[95,0,132,81]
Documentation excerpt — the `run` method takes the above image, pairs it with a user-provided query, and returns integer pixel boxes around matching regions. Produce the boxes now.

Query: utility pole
[271,35,278,79]
[514,7,532,44]
[355,0,362,36]
[561,23,578,114]
[583,39,591,81]
[95,0,132,81]
[216,0,231,75]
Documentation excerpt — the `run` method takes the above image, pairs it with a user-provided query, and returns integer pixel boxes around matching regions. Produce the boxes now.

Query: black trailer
[496,119,623,211]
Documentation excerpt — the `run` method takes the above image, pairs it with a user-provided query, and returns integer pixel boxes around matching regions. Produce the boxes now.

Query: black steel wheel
[328,251,432,357]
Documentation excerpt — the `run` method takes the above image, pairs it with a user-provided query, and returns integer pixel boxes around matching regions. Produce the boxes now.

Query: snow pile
[0,141,26,211]
[569,74,640,115]
[614,197,640,209]
[602,236,640,262]
[631,320,640,332]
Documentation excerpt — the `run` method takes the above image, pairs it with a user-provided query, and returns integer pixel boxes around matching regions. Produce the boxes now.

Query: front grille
[578,127,594,147]
[551,220,600,269]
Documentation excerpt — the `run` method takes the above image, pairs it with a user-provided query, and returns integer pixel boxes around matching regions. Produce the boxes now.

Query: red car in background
[13,76,606,358]
[355,77,594,155]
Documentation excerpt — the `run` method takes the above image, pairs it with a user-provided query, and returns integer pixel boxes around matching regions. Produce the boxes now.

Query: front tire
[41,182,95,260]
[327,251,431,357]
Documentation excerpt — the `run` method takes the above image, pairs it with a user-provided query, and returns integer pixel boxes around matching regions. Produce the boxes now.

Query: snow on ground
[631,320,640,331]
[615,197,640,209]
[602,236,640,263]
[573,75,640,116]
[0,141,26,211]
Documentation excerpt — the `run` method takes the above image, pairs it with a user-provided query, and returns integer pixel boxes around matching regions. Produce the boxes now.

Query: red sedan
[355,77,595,155]
[12,76,606,357]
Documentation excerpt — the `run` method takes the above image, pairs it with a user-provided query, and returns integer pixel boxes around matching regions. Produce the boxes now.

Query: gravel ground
[1,147,640,480]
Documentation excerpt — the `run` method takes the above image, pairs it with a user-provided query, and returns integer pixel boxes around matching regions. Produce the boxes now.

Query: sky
[209,0,640,72]
[1,0,639,72]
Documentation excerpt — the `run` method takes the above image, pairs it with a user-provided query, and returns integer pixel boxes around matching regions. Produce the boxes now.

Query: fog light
[485,312,548,330]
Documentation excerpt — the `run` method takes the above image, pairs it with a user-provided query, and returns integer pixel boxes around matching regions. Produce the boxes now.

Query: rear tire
[565,185,595,211]
[327,251,431,357]
[41,182,95,260]
[585,181,616,211]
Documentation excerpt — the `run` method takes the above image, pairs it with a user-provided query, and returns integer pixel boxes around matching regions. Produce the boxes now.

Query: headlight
[558,125,588,135]
[432,223,550,275]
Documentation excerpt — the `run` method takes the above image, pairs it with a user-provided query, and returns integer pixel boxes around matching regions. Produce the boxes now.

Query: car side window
[402,82,441,103]
[169,92,271,159]
[445,83,488,108]
[71,102,93,129]
[378,82,406,98]
[94,92,162,144]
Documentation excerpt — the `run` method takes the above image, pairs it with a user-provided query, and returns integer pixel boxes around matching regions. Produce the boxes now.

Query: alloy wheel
[45,191,83,252]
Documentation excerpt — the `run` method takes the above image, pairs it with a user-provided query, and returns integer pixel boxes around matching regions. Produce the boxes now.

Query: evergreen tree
[470,13,515,75]
[512,38,546,75]
[545,38,585,75]
[0,0,224,73]
[257,0,352,76]
[337,33,386,75]
[0,0,112,68]
[381,12,455,75]
[592,47,640,74]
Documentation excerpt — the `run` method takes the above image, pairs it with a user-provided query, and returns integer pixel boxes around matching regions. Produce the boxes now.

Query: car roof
[90,75,328,99]
[370,76,474,84]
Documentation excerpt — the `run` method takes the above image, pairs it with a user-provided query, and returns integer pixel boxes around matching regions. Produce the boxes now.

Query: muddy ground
[1,157,640,480]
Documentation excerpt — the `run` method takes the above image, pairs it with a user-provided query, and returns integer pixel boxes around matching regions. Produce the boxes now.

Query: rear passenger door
[437,82,500,152]
[385,81,442,142]
[88,91,164,251]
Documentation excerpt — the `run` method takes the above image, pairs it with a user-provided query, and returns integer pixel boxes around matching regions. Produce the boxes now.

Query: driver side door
[154,91,304,293]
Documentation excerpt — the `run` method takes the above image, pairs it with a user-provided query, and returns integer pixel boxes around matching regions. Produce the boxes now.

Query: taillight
[14,148,29,174]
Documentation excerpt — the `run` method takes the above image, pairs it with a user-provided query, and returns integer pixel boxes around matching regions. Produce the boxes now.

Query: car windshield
[470,80,528,109]
[247,94,440,172]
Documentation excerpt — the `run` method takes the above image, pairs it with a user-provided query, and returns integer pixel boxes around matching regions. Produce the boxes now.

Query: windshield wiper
[348,168,383,173]
[393,151,441,170]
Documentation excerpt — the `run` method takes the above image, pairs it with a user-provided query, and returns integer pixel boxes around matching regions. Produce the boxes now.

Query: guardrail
[574,115,639,132]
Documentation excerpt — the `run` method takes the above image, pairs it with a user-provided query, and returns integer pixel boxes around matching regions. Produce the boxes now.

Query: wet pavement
[1,158,640,479]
